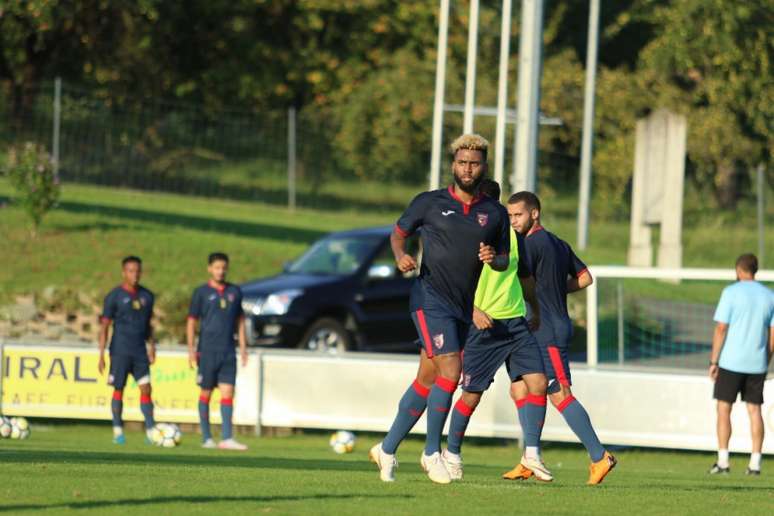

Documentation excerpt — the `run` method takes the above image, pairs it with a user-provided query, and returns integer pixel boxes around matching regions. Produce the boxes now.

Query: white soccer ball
[329,430,356,454]
[151,423,182,448]
[10,417,30,440]
[0,417,12,438]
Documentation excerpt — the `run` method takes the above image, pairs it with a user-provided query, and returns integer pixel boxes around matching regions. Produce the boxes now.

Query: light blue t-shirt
[714,280,774,374]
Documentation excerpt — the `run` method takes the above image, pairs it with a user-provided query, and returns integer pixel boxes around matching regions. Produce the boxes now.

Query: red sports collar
[527,224,544,236]
[208,280,227,294]
[120,284,138,295]
[447,185,483,214]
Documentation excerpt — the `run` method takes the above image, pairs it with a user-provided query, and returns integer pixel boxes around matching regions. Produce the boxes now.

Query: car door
[353,235,421,350]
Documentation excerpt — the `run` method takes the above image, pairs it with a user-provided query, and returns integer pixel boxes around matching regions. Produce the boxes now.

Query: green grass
[1,423,772,515]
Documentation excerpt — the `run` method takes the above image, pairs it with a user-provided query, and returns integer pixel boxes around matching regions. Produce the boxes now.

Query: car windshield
[288,234,384,275]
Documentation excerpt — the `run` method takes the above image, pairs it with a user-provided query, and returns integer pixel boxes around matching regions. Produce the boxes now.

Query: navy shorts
[197,351,237,389]
[532,317,573,393]
[108,354,150,390]
[410,281,469,358]
[461,317,544,392]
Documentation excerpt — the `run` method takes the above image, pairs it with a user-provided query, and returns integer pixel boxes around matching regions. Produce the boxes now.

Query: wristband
[709,361,718,366]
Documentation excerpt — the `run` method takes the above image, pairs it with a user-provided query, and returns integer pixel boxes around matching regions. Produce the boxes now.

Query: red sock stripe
[514,398,527,409]
[526,393,547,406]
[412,380,431,398]
[199,395,210,403]
[140,395,152,404]
[454,398,475,417]
[556,395,576,413]
[112,390,123,401]
[547,346,570,387]
[221,397,234,406]
[435,376,457,393]
[415,309,434,358]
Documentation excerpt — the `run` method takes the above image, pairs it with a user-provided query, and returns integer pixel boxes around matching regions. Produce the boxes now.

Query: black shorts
[713,367,765,405]
[461,317,544,392]
[197,351,237,389]
[108,354,150,390]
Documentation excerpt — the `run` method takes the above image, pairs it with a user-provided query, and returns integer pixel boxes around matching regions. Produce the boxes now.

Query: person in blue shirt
[708,253,774,476]
[98,256,156,444]
[187,252,249,451]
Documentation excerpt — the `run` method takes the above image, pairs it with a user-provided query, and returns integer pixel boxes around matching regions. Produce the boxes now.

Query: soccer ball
[329,430,356,454]
[0,417,12,438]
[10,417,30,440]
[151,423,182,448]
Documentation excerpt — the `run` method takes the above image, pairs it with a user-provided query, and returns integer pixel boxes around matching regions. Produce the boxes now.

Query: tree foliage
[0,0,769,208]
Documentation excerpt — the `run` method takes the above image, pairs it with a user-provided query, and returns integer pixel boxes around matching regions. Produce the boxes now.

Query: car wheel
[299,318,351,355]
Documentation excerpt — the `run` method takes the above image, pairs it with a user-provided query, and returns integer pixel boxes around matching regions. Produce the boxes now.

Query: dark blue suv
[240,226,421,353]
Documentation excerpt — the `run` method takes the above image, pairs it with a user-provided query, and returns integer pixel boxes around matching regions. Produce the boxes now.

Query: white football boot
[442,449,464,480]
[520,455,553,482]
[369,442,398,482]
[421,451,452,484]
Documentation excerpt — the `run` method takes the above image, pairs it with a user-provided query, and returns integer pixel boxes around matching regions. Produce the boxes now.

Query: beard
[453,172,484,194]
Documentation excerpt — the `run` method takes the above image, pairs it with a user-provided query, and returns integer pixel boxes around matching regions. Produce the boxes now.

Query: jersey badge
[432,333,444,349]
[441,210,455,216]
[477,212,489,227]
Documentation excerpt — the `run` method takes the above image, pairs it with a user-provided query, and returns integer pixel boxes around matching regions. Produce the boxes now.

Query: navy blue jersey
[525,226,588,321]
[396,186,510,317]
[101,285,154,356]
[188,282,244,353]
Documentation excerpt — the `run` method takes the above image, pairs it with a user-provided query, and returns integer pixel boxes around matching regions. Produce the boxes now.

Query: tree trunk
[713,161,739,209]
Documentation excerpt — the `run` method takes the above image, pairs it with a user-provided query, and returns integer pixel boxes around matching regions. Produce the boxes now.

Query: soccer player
[442,179,552,482]
[503,192,617,485]
[98,256,156,444]
[187,252,249,451]
[370,134,510,484]
[708,253,774,475]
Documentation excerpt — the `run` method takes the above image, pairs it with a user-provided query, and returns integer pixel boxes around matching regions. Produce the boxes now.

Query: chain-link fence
[1,79,582,213]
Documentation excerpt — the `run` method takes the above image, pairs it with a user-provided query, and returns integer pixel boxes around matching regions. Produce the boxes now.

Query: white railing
[585,266,774,367]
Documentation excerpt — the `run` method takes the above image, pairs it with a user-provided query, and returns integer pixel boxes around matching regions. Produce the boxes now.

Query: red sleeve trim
[393,224,410,238]
[100,316,112,324]
[576,268,589,278]
[187,315,199,321]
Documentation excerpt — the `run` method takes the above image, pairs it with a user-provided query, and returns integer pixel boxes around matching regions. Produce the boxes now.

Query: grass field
[1,423,772,515]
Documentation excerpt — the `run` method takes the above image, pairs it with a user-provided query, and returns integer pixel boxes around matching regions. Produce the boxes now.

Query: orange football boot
[502,463,534,481]
[587,451,617,485]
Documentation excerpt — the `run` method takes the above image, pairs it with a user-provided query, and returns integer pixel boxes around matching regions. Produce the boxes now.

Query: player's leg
[216,354,246,450]
[107,355,130,444]
[371,346,436,482]
[710,367,740,473]
[133,357,155,441]
[443,390,481,480]
[197,352,217,447]
[502,319,552,480]
[743,372,765,474]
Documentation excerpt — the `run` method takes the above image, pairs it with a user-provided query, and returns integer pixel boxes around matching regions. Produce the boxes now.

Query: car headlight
[243,290,303,316]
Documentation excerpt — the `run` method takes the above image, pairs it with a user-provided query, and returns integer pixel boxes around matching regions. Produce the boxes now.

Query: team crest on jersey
[463,374,471,387]
[477,212,489,227]
[432,333,444,349]
[227,293,235,302]
[108,374,115,385]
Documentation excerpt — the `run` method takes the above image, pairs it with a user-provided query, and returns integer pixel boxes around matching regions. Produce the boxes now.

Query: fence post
[586,277,598,368]
[757,163,766,268]
[52,77,62,179]
[616,281,624,365]
[287,107,297,211]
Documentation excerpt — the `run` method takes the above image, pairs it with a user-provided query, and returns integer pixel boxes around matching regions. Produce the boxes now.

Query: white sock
[525,446,540,460]
[749,452,762,471]
[146,428,155,439]
[113,426,124,437]
[717,449,730,468]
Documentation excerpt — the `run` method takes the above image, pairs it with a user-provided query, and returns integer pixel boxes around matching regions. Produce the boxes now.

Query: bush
[4,142,60,236]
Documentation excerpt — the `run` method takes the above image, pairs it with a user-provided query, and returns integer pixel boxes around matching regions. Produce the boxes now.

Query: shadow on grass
[56,200,334,243]
[0,448,376,472]
[63,175,411,213]
[0,493,414,512]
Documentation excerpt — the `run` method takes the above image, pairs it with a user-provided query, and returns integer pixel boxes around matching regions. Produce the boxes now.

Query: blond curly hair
[450,133,489,161]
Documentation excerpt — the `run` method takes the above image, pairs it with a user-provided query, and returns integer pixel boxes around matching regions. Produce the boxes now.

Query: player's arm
[146,296,156,364]
[768,324,774,364]
[187,289,201,369]
[392,193,427,273]
[238,315,248,366]
[98,292,115,375]
[472,305,493,330]
[519,276,540,331]
[97,317,111,375]
[567,269,593,293]
[709,322,728,380]
[480,207,511,271]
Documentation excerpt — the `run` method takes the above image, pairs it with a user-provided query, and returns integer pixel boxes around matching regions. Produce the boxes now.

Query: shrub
[4,142,61,236]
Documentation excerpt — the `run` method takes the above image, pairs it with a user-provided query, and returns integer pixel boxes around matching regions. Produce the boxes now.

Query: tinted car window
[371,234,422,278]
[289,235,383,275]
